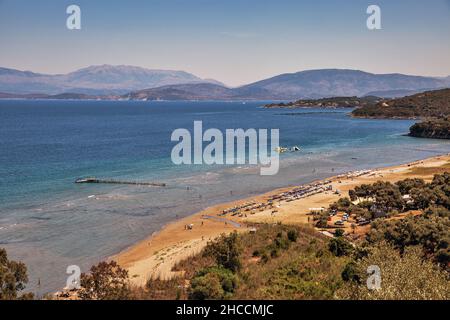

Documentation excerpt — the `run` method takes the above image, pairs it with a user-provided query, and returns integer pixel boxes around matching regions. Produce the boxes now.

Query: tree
[339,243,450,300]
[395,178,425,195]
[189,267,238,300]
[367,214,449,264]
[0,248,33,300]
[334,229,345,237]
[341,261,360,283]
[79,261,131,300]
[203,232,242,272]
[287,229,299,242]
[328,237,353,257]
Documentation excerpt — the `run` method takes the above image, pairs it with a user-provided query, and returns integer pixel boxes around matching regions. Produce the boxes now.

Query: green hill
[352,88,450,119]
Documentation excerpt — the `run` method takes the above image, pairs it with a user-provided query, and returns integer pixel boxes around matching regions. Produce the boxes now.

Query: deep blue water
[1,99,450,295]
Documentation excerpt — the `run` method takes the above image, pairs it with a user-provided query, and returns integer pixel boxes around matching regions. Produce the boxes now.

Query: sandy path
[114,154,450,287]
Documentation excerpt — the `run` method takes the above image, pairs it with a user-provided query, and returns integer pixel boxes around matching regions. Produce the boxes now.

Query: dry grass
[406,161,450,176]
[141,224,349,300]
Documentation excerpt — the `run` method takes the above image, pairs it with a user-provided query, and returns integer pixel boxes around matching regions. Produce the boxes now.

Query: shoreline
[113,153,450,287]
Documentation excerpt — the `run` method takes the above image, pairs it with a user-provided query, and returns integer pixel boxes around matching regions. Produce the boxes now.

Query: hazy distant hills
[1,66,449,100]
[0,65,222,95]
[124,69,449,101]
[124,83,235,100]
[234,69,449,99]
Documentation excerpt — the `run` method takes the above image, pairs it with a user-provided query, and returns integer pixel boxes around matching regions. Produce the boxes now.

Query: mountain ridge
[0,66,449,100]
[0,65,222,95]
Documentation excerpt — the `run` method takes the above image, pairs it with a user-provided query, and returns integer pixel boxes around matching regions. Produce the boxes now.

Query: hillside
[123,83,234,100]
[352,88,450,119]
[264,96,383,109]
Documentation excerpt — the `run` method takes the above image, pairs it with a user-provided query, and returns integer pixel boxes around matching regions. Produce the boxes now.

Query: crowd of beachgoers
[217,169,377,220]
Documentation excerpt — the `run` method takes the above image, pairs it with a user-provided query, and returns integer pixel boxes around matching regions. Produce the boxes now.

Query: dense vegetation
[265,96,381,109]
[315,173,450,269]
[144,225,349,300]
[409,117,450,139]
[352,89,450,119]
[338,242,449,300]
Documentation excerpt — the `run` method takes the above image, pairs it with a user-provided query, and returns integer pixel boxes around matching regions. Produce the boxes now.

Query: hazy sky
[0,0,449,86]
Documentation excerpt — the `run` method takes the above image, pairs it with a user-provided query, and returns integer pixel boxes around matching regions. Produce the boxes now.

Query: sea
[1,99,450,295]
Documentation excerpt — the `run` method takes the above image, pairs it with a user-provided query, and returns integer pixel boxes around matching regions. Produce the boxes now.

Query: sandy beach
[115,153,450,287]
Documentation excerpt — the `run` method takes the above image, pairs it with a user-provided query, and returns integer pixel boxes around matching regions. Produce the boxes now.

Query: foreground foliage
[0,248,33,300]
[79,261,131,300]
[339,243,450,300]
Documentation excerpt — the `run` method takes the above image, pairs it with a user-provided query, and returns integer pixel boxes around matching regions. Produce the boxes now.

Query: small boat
[290,146,301,152]
[75,177,96,183]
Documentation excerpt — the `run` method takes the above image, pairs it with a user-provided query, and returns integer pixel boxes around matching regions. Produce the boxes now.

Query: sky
[0,0,449,86]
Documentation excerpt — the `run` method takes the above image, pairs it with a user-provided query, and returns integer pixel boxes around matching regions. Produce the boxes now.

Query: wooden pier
[75,177,166,187]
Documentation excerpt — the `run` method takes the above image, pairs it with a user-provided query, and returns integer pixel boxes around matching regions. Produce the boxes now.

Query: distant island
[351,89,450,140]
[351,88,450,119]
[264,96,383,109]
[265,88,450,140]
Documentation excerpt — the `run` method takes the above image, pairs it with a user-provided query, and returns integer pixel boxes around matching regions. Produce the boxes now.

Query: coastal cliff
[409,118,450,139]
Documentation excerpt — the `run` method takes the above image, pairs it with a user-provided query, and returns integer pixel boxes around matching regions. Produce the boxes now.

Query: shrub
[341,261,360,283]
[328,237,353,257]
[338,243,450,300]
[334,229,345,237]
[79,261,131,300]
[189,267,238,300]
[203,232,242,272]
[287,229,299,242]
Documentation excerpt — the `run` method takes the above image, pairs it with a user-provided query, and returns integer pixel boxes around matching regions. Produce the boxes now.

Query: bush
[338,243,450,300]
[203,232,242,272]
[274,236,290,250]
[315,216,328,228]
[341,261,360,283]
[189,267,238,300]
[328,237,353,257]
[334,229,345,237]
[287,229,299,242]
[79,261,131,300]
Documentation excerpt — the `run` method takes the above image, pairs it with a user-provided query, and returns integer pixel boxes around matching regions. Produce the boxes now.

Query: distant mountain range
[0,65,222,95]
[235,69,449,99]
[1,66,449,100]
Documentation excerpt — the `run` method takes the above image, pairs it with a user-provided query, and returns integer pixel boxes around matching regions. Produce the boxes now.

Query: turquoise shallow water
[1,99,450,295]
